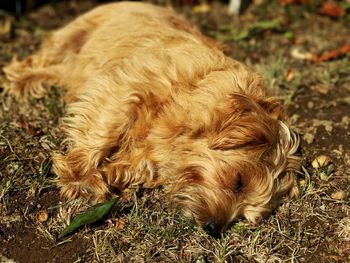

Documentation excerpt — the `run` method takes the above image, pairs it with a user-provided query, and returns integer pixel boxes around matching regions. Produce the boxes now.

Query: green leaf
[215,19,281,42]
[248,19,281,32]
[59,197,118,239]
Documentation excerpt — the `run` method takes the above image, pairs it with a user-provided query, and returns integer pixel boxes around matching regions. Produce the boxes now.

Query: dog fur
[4,2,300,235]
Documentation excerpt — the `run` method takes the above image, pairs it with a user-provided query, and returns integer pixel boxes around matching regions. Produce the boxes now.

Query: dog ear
[209,94,283,151]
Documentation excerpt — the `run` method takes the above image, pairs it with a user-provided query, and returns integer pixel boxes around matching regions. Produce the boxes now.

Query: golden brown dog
[4,2,300,236]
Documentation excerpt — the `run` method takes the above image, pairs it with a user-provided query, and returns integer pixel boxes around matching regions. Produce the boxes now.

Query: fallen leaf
[315,44,350,63]
[115,219,126,230]
[59,197,118,239]
[285,69,296,82]
[319,2,345,17]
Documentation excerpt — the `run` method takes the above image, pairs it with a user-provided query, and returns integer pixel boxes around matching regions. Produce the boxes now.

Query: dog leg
[3,10,102,98]
[52,80,150,200]
[52,118,130,201]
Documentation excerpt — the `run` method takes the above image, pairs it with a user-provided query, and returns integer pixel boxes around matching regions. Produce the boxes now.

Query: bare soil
[0,1,349,262]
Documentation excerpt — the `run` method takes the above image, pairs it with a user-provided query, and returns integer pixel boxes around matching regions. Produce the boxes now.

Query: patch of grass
[1,1,350,262]
[43,86,65,122]
[215,18,282,42]
[35,158,54,194]
[315,164,334,182]
[299,166,315,197]
[253,56,302,103]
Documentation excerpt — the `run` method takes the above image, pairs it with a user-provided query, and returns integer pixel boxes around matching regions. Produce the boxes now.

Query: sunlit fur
[4,2,300,232]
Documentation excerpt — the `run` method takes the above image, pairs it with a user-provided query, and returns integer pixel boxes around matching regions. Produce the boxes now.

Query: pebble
[303,133,315,144]
[331,191,346,200]
[307,101,314,109]
[312,155,332,169]
[37,210,49,222]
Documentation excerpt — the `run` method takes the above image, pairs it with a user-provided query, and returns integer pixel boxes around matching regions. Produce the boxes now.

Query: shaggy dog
[4,2,300,236]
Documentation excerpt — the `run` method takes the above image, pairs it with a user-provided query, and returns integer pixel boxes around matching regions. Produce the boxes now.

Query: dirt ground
[0,1,349,262]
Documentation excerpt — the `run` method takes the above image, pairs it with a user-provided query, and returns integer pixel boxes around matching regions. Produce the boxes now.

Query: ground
[0,1,349,262]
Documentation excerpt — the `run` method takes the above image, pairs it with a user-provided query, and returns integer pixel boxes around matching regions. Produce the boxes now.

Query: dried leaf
[285,69,296,82]
[115,219,126,230]
[315,44,350,63]
[319,2,345,17]
[59,197,118,239]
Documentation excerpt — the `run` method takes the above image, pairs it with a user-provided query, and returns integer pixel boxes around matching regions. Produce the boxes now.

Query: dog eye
[234,174,243,193]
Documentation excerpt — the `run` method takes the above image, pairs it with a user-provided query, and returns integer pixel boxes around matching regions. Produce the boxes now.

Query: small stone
[303,133,314,144]
[307,101,314,109]
[331,191,346,200]
[37,210,49,222]
[312,155,332,169]
[341,116,349,125]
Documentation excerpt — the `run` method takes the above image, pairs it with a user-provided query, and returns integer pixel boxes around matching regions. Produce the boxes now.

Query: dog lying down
[4,2,300,237]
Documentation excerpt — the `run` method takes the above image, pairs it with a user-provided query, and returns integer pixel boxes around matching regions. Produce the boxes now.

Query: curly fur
[3,2,300,234]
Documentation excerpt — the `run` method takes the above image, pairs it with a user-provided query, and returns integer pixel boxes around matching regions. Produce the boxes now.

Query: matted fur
[4,2,300,233]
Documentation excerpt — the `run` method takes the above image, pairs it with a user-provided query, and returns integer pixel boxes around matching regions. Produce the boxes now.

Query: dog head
[163,93,300,237]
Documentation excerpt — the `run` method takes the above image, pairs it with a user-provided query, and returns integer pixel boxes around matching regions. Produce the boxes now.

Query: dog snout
[203,221,221,238]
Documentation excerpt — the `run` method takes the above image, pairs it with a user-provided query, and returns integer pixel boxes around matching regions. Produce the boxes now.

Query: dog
[3,2,300,237]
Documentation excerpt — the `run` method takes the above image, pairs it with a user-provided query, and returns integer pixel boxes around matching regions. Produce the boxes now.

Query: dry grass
[0,1,349,262]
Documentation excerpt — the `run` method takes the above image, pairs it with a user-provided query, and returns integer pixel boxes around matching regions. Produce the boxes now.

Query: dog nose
[203,221,221,238]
